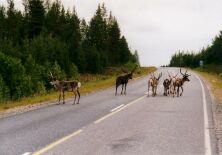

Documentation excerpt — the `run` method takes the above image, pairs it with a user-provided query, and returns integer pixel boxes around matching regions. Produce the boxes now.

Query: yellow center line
[33,129,82,155]
[94,95,146,124]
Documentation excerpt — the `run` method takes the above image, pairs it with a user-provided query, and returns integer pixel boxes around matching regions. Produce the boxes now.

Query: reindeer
[163,78,171,96]
[168,72,178,94]
[173,69,191,97]
[115,66,137,95]
[147,72,162,97]
[50,73,81,104]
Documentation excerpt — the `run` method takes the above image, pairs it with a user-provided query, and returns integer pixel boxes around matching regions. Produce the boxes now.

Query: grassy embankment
[0,67,156,111]
[195,66,222,104]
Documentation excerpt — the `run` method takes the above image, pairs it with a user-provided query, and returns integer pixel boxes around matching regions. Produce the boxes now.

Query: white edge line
[21,152,32,155]
[110,104,125,112]
[196,74,212,155]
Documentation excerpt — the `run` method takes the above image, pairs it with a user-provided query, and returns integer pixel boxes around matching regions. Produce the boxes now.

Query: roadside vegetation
[0,1,141,104]
[0,66,156,111]
[195,68,222,104]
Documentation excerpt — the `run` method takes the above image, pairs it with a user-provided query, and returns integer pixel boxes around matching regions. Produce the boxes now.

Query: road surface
[0,67,217,155]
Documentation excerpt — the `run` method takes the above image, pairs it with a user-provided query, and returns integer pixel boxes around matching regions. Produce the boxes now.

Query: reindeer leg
[124,84,127,95]
[173,86,175,97]
[152,87,154,96]
[180,86,183,96]
[147,84,150,97]
[115,85,118,95]
[121,84,124,95]
[73,91,77,105]
[77,89,80,104]
[177,86,179,97]
[63,91,65,104]
[58,91,61,104]
[154,87,157,96]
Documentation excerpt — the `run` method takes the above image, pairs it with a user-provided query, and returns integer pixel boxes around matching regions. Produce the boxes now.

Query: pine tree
[28,0,45,38]
[107,14,121,65]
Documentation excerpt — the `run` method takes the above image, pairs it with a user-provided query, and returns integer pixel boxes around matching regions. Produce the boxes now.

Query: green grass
[0,67,156,112]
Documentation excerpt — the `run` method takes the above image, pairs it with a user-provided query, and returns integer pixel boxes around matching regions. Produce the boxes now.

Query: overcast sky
[1,0,222,66]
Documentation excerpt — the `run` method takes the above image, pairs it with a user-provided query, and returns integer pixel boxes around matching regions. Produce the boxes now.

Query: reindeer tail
[78,82,81,88]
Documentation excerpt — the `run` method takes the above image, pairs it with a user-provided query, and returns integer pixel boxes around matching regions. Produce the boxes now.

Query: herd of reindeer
[49,68,191,105]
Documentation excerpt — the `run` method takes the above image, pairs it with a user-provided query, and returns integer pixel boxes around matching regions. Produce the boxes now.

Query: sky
[1,0,222,66]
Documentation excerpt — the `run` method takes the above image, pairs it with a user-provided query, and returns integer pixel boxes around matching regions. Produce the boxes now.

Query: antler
[157,72,162,80]
[180,68,185,76]
[185,70,191,76]
[48,71,53,78]
[167,71,171,78]
[173,72,178,78]
[131,65,137,73]
[121,67,128,73]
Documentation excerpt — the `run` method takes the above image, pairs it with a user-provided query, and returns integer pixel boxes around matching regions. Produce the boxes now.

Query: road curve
[0,67,217,155]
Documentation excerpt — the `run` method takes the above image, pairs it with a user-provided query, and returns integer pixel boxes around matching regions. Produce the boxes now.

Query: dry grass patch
[196,70,222,104]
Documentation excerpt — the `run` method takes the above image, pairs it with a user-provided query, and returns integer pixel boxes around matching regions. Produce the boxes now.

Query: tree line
[0,0,139,102]
[169,31,222,72]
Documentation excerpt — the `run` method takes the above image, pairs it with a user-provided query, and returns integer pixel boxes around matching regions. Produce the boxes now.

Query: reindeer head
[151,72,162,86]
[49,71,59,85]
[180,68,191,82]
[121,66,137,79]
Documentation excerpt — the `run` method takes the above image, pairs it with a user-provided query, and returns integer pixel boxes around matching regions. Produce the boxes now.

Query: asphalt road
[0,67,217,155]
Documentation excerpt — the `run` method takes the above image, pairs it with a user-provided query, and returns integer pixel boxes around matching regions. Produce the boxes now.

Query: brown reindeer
[50,73,81,104]
[168,72,178,94]
[116,66,137,95]
[173,69,191,97]
[147,72,162,97]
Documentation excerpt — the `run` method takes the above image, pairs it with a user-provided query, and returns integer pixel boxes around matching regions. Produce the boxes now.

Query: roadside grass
[0,67,156,112]
[195,69,222,104]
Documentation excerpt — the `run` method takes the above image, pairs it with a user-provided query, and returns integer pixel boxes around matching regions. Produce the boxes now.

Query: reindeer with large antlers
[49,72,81,104]
[115,66,137,95]
[147,72,162,97]
[173,69,191,97]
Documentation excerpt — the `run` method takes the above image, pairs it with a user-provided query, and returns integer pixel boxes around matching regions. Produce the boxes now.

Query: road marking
[32,130,82,155]
[95,95,146,124]
[196,75,212,155]
[110,104,124,112]
[21,152,32,155]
